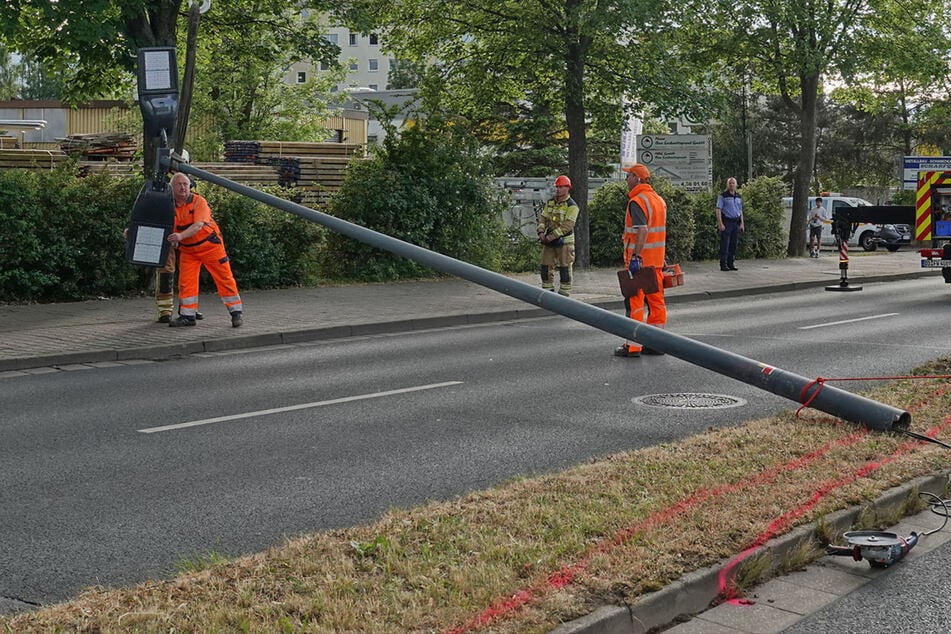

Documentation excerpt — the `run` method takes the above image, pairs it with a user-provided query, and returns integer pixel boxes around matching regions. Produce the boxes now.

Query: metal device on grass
[826,492,949,568]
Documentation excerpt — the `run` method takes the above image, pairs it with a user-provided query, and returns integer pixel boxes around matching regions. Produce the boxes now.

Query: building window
[369,33,379,45]
[349,61,358,71]
[368,84,378,91]
[296,71,306,84]
[368,58,378,72]
[320,61,331,71]
[323,34,338,45]
[330,85,338,93]
[349,33,358,46]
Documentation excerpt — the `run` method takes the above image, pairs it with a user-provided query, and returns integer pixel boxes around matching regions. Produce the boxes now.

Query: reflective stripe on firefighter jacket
[537,196,579,244]
[174,193,242,317]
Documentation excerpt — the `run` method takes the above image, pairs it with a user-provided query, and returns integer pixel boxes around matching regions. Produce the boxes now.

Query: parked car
[864,223,912,252]
[782,194,882,251]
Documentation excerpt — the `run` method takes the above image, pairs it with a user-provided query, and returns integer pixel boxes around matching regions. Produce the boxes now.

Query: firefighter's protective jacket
[537,196,579,244]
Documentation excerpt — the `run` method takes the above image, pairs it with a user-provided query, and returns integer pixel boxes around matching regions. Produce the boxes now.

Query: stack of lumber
[190,162,282,185]
[220,140,362,198]
[60,133,137,160]
[224,140,362,163]
[0,135,16,149]
[223,140,260,164]
[0,148,67,169]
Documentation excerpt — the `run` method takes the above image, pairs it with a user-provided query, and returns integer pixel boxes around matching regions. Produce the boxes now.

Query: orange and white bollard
[826,238,862,292]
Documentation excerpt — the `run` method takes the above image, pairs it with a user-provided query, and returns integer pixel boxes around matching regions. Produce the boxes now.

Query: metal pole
[170,160,910,433]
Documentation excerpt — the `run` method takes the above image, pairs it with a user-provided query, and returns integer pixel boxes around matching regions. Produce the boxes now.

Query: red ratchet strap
[796,374,951,419]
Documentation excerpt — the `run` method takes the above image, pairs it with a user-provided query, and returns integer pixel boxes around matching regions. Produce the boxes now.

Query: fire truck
[914,171,951,282]
[831,171,951,283]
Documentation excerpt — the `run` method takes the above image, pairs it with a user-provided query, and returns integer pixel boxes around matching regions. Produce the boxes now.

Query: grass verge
[3,359,950,633]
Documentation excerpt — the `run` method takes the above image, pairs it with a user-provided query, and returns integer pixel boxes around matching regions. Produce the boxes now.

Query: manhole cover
[632,393,747,410]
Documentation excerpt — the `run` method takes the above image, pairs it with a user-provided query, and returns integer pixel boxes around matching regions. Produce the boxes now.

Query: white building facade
[283,27,393,93]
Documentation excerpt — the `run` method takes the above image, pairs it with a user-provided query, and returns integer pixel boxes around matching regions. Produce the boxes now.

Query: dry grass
[4,358,951,634]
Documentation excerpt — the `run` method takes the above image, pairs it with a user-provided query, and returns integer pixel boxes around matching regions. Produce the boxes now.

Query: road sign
[634,134,712,191]
[902,156,951,190]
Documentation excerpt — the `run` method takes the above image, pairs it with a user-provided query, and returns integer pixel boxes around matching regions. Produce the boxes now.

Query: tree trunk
[787,73,819,257]
[563,0,590,267]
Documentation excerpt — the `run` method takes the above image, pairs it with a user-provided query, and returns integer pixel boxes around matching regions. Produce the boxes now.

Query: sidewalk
[0,249,938,374]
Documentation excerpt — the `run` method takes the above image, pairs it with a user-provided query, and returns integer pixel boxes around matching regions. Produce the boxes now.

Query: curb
[549,472,951,634]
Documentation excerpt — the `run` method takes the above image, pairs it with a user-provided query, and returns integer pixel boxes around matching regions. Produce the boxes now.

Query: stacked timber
[190,162,281,185]
[0,148,67,169]
[220,140,363,200]
[60,133,137,160]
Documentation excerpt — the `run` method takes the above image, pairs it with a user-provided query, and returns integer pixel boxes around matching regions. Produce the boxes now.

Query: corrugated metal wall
[0,100,368,150]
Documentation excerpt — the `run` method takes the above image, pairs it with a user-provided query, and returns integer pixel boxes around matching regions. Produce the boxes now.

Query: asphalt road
[1,278,949,612]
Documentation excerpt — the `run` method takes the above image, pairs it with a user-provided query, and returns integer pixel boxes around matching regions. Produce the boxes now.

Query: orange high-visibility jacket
[623,184,667,268]
[174,193,222,246]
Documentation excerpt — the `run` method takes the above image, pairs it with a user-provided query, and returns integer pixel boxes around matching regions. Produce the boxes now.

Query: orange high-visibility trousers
[177,237,242,318]
[622,267,666,353]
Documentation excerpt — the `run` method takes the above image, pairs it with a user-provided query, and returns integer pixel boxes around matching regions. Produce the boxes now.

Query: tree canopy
[357,0,722,265]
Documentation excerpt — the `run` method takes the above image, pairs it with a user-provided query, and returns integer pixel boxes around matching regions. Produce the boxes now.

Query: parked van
[781,193,881,251]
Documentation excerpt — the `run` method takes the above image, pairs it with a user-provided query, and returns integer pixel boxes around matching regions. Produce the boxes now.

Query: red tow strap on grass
[797,374,951,419]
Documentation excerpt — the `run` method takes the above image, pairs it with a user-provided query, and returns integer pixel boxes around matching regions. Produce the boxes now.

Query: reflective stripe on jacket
[537,196,580,244]
[623,184,667,268]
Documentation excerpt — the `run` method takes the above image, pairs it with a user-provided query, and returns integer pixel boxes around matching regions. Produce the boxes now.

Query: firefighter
[536,175,579,296]
[166,172,244,328]
[615,163,667,358]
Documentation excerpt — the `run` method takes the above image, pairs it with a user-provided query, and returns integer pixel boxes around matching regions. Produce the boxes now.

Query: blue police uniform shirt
[717,191,742,219]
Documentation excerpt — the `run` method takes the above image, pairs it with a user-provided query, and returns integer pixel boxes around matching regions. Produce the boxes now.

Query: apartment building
[283,27,392,93]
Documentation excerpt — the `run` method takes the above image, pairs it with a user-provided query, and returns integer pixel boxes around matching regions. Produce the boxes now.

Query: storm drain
[632,393,747,410]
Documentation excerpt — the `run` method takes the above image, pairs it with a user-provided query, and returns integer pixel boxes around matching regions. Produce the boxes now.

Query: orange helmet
[554,175,571,188]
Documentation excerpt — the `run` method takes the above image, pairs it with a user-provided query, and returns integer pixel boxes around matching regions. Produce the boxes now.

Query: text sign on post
[634,134,712,191]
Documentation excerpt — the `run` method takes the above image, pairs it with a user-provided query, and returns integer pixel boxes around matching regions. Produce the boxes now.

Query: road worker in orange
[166,172,244,328]
[615,163,667,358]
[536,174,579,296]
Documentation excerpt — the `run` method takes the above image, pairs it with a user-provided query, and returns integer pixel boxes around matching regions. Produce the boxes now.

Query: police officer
[536,175,579,296]
[716,177,744,271]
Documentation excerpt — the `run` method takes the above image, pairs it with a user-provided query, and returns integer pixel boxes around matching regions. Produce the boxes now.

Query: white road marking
[798,313,899,330]
[138,381,464,433]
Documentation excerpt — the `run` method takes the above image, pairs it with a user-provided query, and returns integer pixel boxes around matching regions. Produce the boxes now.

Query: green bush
[500,228,541,273]
[0,163,330,303]
[202,184,326,289]
[0,167,141,302]
[690,191,720,261]
[588,177,695,267]
[735,176,786,260]
[693,176,787,261]
[321,122,508,282]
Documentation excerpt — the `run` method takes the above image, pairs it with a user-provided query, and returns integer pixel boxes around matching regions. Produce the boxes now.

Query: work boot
[169,316,197,328]
[231,311,243,328]
[195,311,204,320]
[613,345,640,358]
[157,313,172,324]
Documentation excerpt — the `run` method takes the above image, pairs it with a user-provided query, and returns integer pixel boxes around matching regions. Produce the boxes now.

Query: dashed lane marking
[137,381,464,434]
